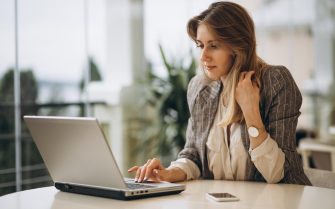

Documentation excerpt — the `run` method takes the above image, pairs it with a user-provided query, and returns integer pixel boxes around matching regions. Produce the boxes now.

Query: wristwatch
[247,126,265,138]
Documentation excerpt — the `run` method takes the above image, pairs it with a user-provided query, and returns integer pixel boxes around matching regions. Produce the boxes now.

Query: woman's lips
[205,65,216,71]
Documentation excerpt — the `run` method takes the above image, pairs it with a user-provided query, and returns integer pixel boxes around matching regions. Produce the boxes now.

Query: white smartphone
[206,192,239,202]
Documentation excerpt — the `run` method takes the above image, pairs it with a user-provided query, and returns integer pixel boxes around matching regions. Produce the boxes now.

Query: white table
[1,180,334,209]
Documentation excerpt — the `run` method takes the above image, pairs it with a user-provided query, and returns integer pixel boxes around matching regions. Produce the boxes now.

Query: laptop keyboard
[126,183,156,189]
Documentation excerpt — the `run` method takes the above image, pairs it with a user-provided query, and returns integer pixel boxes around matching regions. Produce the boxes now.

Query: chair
[304,168,335,190]
[299,139,335,172]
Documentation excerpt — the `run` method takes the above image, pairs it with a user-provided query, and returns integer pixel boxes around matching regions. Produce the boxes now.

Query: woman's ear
[229,52,237,69]
[231,51,237,60]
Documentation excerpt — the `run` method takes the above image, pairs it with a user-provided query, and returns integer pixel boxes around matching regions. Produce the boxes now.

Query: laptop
[23,115,185,200]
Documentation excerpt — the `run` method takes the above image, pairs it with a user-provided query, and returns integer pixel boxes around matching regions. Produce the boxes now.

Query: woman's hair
[187,1,268,126]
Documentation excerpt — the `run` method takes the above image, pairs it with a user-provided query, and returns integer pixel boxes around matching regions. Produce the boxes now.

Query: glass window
[0,0,16,196]
[0,0,109,196]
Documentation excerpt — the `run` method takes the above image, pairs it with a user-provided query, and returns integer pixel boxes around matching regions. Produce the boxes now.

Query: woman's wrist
[241,102,260,118]
[167,167,187,182]
[242,105,263,127]
[249,130,268,149]
[242,104,268,149]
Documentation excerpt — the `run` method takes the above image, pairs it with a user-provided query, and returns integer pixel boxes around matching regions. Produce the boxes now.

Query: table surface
[1,180,335,209]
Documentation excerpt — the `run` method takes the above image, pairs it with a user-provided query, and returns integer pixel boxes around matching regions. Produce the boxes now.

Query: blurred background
[0,0,334,196]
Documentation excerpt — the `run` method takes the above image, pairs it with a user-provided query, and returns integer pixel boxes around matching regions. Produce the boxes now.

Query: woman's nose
[200,48,210,63]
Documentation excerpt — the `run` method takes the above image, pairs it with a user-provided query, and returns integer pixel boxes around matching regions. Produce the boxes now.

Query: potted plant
[136,45,197,165]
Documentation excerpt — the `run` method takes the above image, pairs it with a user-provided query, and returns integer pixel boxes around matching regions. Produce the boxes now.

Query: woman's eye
[210,44,218,49]
[196,44,203,49]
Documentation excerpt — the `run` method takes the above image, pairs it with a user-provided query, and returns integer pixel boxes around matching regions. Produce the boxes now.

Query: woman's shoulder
[261,65,297,88]
[187,72,221,108]
[260,65,302,105]
[188,72,217,94]
[262,65,294,80]
[189,72,212,87]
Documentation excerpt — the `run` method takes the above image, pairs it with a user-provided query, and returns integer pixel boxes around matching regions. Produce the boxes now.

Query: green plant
[0,69,38,133]
[0,68,40,195]
[139,45,197,163]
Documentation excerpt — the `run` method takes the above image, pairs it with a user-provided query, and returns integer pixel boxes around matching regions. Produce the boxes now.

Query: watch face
[248,126,259,138]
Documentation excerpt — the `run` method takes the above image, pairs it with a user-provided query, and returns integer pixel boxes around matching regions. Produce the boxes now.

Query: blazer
[178,65,311,185]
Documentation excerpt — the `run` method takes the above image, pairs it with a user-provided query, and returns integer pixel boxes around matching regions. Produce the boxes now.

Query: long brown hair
[187,1,268,126]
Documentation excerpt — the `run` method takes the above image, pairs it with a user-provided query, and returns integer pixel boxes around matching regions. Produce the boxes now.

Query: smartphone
[206,192,239,202]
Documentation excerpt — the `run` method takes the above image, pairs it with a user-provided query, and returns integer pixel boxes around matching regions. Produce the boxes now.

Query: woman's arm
[235,71,268,149]
[235,67,310,184]
[261,67,310,184]
[236,70,285,183]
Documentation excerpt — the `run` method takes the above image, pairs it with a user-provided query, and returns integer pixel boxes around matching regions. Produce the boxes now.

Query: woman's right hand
[127,158,187,183]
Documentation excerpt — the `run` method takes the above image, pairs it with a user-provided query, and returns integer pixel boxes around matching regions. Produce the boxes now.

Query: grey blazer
[178,65,311,185]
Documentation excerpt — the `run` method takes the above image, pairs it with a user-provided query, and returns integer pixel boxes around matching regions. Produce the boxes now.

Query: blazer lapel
[196,80,222,179]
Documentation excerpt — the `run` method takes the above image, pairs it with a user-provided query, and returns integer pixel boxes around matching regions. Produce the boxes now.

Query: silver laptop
[23,115,185,200]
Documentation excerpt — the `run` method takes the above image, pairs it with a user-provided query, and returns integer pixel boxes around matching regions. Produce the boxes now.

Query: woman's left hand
[235,71,260,113]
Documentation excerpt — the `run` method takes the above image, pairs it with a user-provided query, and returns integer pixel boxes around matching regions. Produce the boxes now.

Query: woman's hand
[236,71,268,148]
[235,71,259,113]
[128,158,187,183]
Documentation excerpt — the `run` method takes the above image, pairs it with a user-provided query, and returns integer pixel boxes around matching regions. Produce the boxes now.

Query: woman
[128,1,311,185]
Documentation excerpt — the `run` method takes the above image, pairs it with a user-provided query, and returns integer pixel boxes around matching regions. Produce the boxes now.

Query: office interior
[0,0,335,196]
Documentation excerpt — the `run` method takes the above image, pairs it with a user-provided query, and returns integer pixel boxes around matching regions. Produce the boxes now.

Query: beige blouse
[169,94,285,183]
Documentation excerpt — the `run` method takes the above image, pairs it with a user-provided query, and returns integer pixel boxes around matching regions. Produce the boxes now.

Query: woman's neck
[220,75,227,85]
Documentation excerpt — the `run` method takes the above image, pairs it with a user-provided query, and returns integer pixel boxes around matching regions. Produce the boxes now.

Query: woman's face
[196,23,233,81]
